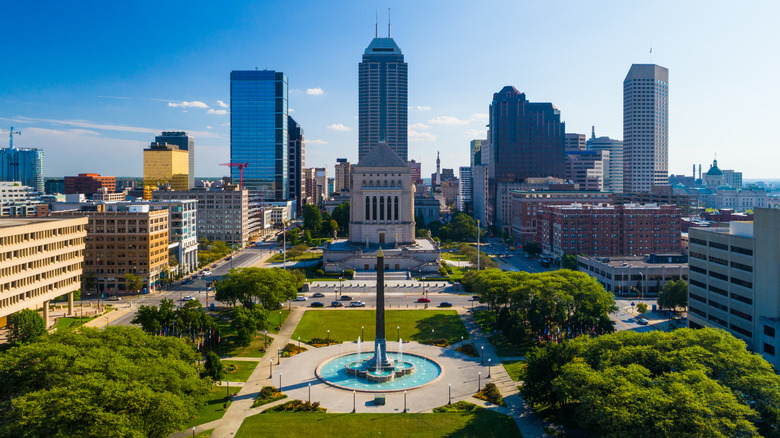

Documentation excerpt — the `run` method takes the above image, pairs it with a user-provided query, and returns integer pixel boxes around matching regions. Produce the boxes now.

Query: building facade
[0,146,44,193]
[0,182,47,217]
[510,191,614,243]
[358,35,408,161]
[0,217,87,327]
[623,64,669,193]
[314,167,329,207]
[577,254,688,295]
[64,173,116,196]
[143,142,189,199]
[153,188,249,246]
[565,149,608,192]
[470,140,484,168]
[586,129,624,193]
[458,166,472,212]
[230,70,288,201]
[155,132,195,189]
[287,117,305,215]
[565,133,586,150]
[335,158,352,194]
[687,209,780,369]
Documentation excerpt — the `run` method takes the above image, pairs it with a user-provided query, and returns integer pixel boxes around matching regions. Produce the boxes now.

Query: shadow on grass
[410,313,469,345]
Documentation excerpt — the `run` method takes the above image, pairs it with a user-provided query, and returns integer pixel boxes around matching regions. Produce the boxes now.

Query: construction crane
[220,162,249,190]
[8,126,21,149]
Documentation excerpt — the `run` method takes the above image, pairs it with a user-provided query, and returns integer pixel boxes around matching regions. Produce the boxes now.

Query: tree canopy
[657,279,688,311]
[6,309,46,345]
[331,202,350,236]
[523,328,780,438]
[302,204,321,234]
[215,267,298,309]
[0,326,211,438]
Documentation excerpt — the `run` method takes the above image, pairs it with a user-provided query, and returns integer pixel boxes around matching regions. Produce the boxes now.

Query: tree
[447,212,478,242]
[215,267,298,309]
[522,242,542,257]
[124,273,144,294]
[81,270,97,297]
[231,305,268,347]
[658,279,688,311]
[0,326,211,438]
[636,302,648,314]
[302,204,321,234]
[204,351,224,381]
[329,219,340,237]
[7,309,47,344]
[561,254,578,270]
[331,202,350,235]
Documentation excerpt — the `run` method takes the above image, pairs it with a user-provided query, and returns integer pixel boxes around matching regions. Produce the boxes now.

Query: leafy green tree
[331,202,350,235]
[123,273,144,294]
[216,267,298,308]
[658,279,688,311]
[303,229,313,245]
[522,241,542,257]
[302,204,321,234]
[7,309,47,344]
[231,305,268,347]
[0,326,210,438]
[204,351,224,381]
[446,213,478,241]
[329,219,340,236]
[636,303,648,314]
[561,254,578,270]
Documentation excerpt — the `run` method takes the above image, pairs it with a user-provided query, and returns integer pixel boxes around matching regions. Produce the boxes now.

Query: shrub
[441,260,448,266]
[475,382,504,406]
[263,399,326,413]
[433,400,480,413]
[456,343,479,357]
[315,269,325,276]
[438,266,448,276]
[204,351,224,381]
[253,386,287,407]
[308,337,332,346]
[423,338,451,347]
[345,269,354,279]
[281,342,307,357]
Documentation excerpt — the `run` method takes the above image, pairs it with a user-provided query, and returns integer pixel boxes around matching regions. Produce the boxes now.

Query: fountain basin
[345,358,416,382]
[317,352,442,392]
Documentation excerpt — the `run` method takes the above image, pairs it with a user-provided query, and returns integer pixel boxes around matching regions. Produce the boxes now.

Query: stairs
[352,271,409,281]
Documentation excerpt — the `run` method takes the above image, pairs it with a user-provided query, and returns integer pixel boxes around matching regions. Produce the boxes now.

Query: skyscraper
[288,116,304,214]
[0,131,44,193]
[143,142,189,199]
[358,32,408,161]
[230,70,288,201]
[334,158,352,194]
[587,127,624,193]
[470,139,484,168]
[623,64,669,193]
[155,132,194,189]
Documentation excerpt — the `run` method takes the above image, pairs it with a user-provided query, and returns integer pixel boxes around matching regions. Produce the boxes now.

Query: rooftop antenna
[375,9,378,38]
[388,8,391,37]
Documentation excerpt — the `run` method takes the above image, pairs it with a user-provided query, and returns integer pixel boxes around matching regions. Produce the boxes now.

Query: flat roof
[0,217,86,229]
[578,255,687,268]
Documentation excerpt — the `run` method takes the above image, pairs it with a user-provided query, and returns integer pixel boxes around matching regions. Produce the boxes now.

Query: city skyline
[1,1,779,179]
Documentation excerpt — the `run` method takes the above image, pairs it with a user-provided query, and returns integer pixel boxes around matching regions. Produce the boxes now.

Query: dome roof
[706,159,723,176]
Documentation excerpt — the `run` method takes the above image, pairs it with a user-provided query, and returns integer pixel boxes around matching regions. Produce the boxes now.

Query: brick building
[64,173,116,196]
[510,191,614,243]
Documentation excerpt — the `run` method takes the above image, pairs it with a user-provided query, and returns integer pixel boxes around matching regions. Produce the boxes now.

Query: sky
[1,1,779,180]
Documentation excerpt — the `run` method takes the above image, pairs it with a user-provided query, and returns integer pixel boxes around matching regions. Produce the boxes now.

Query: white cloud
[428,116,469,126]
[307,139,329,144]
[410,105,431,111]
[289,108,295,113]
[409,123,430,130]
[168,101,209,109]
[206,126,214,129]
[464,129,485,139]
[306,88,324,96]
[207,109,228,115]
[327,123,352,132]
[12,116,222,139]
[470,113,489,122]
[409,130,437,142]
[217,100,228,108]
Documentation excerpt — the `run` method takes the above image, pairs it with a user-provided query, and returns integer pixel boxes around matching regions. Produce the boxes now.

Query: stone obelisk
[371,247,393,369]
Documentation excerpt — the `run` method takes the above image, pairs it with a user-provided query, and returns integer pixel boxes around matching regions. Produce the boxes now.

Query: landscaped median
[183,385,241,429]
[221,360,259,382]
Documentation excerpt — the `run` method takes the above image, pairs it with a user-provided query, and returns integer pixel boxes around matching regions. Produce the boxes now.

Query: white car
[295,296,308,301]
[182,296,194,301]
[202,271,212,276]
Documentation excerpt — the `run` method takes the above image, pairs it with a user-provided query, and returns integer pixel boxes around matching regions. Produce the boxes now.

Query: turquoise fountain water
[318,351,441,391]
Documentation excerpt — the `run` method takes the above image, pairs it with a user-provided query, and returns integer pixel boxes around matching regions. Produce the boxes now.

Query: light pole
[353,390,356,413]
[308,383,311,403]
[481,346,484,364]
[639,271,645,301]
[192,427,196,438]
[279,372,282,392]
[298,336,301,354]
[397,326,400,341]
[361,326,364,341]
[269,359,273,378]
[404,390,407,413]
[279,311,282,328]
[448,383,452,405]
[264,330,268,349]
[226,381,230,399]
[277,347,280,365]
[488,358,492,378]
[478,372,481,392]
[327,329,330,346]
[477,219,480,271]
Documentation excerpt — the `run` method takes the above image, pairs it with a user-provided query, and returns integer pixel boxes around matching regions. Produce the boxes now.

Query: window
[764,343,776,356]
[764,325,776,338]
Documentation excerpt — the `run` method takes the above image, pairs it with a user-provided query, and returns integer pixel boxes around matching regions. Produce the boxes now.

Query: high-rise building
[64,173,116,196]
[458,166,472,212]
[623,64,669,193]
[288,117,305,214]
[302,168,316,206]
[470,140,484,168]
[155,132,195,189]
[334,158,352,194]
[565,149,608,191]
[0,145,44,194]
[587,127,624,193]
[143,142,189,199]
[565,133,586,150]
[358,33,408,161]
[154,187,249,246]
[314,167,329,207]
[230,70,288,201]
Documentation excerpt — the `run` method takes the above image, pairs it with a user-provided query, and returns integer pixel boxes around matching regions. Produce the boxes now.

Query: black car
[331,301,344,307]
[311,302,325,308]
[312,292,325,298]
[439,302,453,308]
[471,295,481,301]
[339,295,353,301]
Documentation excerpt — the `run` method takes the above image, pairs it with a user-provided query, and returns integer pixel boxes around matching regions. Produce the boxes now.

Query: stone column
[68,292,74,316]
[43,300,50,328]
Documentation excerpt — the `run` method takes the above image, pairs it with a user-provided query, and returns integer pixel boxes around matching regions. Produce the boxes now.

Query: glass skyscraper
[230,70,288,201]
[358,36,408,162]
[0,146,44,193]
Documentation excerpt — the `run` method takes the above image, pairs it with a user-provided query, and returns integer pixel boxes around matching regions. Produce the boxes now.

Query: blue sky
[2,1,778,179]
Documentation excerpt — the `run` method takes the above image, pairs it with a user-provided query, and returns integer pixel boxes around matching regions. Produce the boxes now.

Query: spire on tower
[375,9,378,38]
[388,8,391,37]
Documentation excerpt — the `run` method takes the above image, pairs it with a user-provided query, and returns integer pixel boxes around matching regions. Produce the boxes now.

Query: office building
[334,158,352,194]
[287,117,305,215]
[510,191,614,242]
[155,132,195,189]
[0,144,44,194]
[143,142,189,199]
[64,173,116,196]
[587,128,624,193]
[723,169,743,189]
[577,254,688,295]
[358,33,408,161]
[565,133,586,150]
[623,64,669,193]
[0,217,87,327]
[536,203,681,257]
[687,209,780,369]
[565,149,608,191]
[45,179,64,195]
[0,182,47,218]
[230,70,288,201]
[313,168,329,207]
[470,140,484,168]
[458,166,472,212]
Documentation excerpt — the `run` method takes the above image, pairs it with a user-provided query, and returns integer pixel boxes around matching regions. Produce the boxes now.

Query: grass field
[221,360,259,382]
[267,252,322,263]
[291,310,469,344]
[502,360,525,381]
[490,333,533,357]
[235,411,521,438]
[441,252,469,262]
[225,333,274,358]
[183,386,241,429]
[53,315,98,330]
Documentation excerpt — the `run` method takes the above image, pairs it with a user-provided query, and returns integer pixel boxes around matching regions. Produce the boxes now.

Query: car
[227,256,233,260]
[312,292,325,298]
[294,296,308,301]
[331,301,344,307]
[471,295,481,301]
[182,278,192,285]
[339,295,353,301]
[108,296,121,301]
[636,318,649,325]
[439,302,453,308]
[311,302,325,308]
[416,297,431,303]
[182,296,194,301]
[348,301,366,307]
[202,270,212,276]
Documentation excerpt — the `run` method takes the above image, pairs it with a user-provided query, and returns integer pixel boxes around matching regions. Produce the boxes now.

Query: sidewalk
[82,303,137,328]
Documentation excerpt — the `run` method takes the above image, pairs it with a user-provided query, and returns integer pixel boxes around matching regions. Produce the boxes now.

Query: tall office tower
[587,127,624,193]
[314,167,328,206]
[288,116,305,214]
[358,32,408,161]
[565,133,586,150]
[155,132,195,189]
[143,142,189,199]
[302,168,316,206]
[334,158,352,194]
[470,140,484,168]
[230,70,288,201]
[0,145,44,194]
[623,64,669,193]
[458,166,472,212]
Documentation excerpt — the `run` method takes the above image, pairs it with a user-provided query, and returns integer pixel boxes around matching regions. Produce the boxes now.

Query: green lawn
[267,252,322,263]
[236,412,521,438]
[53,315,98,330]
[225,333,273,358]
[183,385,241,429]
[221,360,259,382]
[490,333,532,357]
[267,309,291,333]
[502,360,525,382]
[291,310,469,344]
[442,252,469,262]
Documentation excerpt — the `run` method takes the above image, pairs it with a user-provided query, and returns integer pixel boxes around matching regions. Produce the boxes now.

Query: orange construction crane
[220,162,249,190]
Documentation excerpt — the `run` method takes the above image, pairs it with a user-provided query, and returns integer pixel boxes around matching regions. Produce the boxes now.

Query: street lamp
[308,383,311,403]
[404,390,407,413]
[397,326,400,341]
[448,383,452,405]
[264,330,268,349]
[277,347,281,365]
[353,390,356,413]
[327,329,330,346]
[298,336,301,354]
[361,326,364,341]
[481,346,484,364]
[488,358,492,378]
[269,359,273,378]
[279,372,282,392]
[226,381,230,398]
[478,372,481,392]
[639,271,645,300]
[279,311,282,328]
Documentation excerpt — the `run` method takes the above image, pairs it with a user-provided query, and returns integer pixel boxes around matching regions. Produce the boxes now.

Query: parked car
[348,301,366,307]
[202,270,212,276]
[294,296,308,301]
[339,295,353,301]
[109,296,121,301]
[439,302,453,308]
[636,318,649,325]
[311,302,325,308]
[312,292,325,298]
[182,296,194,301]
[471,295,481,301]
[416,297,431,303]
[331,301,344,307]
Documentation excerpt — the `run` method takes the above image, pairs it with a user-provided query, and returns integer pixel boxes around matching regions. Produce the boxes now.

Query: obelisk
[371,247,393,369]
